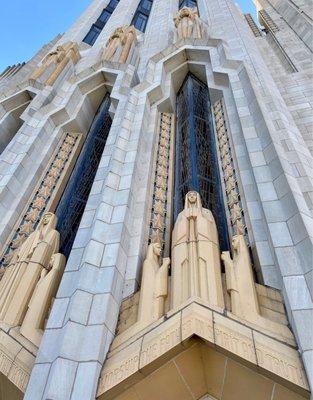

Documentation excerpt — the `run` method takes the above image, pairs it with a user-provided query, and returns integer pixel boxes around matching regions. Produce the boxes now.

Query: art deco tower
[0,0,312,399]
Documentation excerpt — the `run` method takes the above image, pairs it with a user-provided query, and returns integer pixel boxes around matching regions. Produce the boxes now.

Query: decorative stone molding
[97,300,309,398]
[173,7,205,40]
[149,113,173,250]
[244,14,262,37]
[0,132,82,268]
[102,26,137,64]
[259,9,279,33]
[213,100,247,238]
[30,41,81,86]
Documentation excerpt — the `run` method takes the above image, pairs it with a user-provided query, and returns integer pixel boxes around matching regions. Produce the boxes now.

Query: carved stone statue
[111,243,170,349]
[137,243,170,325]
[102,26,137,64]
[0,213,60,327]
[171,192,224,309]
[222,235,293,340]
[20,253,65,346]
[30,41,80,86]
[173,7,204,40]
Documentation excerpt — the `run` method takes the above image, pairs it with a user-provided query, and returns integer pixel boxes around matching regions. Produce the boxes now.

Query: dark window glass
[132,0,153,32]
[174,74,229,251]
[133,12,149,32]
[106,0,119,12]
[98,10,111,25]
[55,95,112,257]
[83,0,119,46]
[179,0,197,9]
[83,25,102,46]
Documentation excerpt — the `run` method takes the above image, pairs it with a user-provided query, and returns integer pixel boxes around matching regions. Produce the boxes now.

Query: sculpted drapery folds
[0,213,65,346]
[173,7,204,40]
[222,235,293,341]
[102,26,137,63]
[137,243,170,325]
[30,41,80,86]
[171,192,225,309]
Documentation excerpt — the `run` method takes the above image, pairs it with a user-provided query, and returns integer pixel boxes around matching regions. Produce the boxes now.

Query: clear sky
[0,0,257,72]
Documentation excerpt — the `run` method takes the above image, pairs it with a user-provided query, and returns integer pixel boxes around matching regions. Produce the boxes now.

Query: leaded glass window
[132,0,153,32]
[179,0,198,9]
[83,0,120,45]
[55,94,112,257]
[174,74,229,250]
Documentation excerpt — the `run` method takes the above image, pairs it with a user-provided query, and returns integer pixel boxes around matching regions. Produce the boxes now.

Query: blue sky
[0,0,256,72]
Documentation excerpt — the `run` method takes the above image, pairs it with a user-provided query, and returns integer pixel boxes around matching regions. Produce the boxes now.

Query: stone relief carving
[213,100,247,238]
[173,7,204,40]
[30,41,80,86]
[102,26,137,64]
[0,132,81,268]
[0,213,65,346]
[171,191,225,309]
[100,193,306,396]
[149,113,173,250]
[222,235,293,341]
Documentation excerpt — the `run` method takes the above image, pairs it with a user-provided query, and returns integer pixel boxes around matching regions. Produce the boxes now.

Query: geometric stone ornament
[30,41,81,86]
[97,299,309,399]
[213,100,248,238]
[149,113,173,252]
[0,132,82,268]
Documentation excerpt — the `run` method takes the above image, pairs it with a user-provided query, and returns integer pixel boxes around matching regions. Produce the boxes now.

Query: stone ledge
[97,300,309,398]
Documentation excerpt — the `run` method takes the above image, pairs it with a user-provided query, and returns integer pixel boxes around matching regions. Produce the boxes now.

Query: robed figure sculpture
[0,213,65,332]
[171,192,224,309]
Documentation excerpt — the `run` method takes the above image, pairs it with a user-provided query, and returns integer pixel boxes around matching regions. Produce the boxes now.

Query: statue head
[185,191,202,209]
[232,235,248,255]
[146,242,162,262]
[39,212,58,232]
[153,242,162,257]
[180,7,193,18]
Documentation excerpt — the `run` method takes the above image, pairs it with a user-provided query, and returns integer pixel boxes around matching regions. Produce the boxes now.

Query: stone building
[0,0,312,399]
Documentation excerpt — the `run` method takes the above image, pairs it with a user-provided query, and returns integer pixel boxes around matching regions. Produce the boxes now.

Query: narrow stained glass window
[132,0,153,32]
[83,0,120,46]
[55,94,112,257]
[174,74,229,251]
[179,0,198,9]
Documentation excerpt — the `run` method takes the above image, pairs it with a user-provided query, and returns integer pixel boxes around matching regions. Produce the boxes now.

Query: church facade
[0,0,312,399]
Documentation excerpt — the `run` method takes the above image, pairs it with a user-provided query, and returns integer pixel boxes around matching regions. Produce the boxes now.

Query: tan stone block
[253,331,309,390]
[222,358,274,400]
[201,343,227,399]
[139,312,181,370]
[7,362,29,393]
[173,344,207,399]
[98,338,142,395]
[181,303,214,343]
[114,387,140,400]
[134,360,193,400]
[0,330,22,360]
[213,312,256,364]
[15,348,35,370]
[272,383,309,400]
